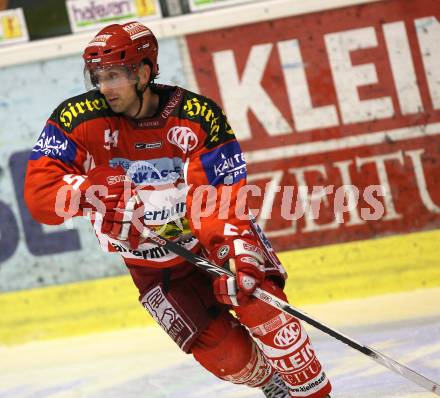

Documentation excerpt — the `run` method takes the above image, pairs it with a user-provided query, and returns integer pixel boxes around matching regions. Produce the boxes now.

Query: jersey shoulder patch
[50,90,116,133]
[179,90,235,149]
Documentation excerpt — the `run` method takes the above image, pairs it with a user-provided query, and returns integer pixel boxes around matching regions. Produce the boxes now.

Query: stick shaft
[141,228,440,395]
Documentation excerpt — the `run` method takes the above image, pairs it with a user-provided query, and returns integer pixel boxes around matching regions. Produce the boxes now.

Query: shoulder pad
[50,91,115,133]
[180,91,235,149]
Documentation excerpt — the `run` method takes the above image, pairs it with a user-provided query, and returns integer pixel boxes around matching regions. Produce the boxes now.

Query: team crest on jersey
[167,126,198,153]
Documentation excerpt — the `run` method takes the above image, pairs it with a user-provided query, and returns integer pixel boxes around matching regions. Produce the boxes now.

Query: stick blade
[369,349,440,396]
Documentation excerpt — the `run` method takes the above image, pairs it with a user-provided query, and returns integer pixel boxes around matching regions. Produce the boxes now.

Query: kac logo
[273,321,301,347]
[167,126,198,153]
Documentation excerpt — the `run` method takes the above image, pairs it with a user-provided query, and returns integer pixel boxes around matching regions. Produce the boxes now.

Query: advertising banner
[159,0,190,17]
[66,0,162,33]
[0,8,28,47]
[185,0,440,251]
[188,0,257,12]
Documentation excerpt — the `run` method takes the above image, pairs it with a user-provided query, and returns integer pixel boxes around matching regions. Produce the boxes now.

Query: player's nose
[99,81,112,95]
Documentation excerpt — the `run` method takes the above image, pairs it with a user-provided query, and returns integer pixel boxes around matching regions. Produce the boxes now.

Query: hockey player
[24,22,332,397]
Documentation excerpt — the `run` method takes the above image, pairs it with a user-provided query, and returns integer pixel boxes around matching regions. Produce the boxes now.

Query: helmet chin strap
[133,79,148,119]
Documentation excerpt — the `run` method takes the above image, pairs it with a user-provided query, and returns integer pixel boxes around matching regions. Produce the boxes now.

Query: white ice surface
[1,289,439,398]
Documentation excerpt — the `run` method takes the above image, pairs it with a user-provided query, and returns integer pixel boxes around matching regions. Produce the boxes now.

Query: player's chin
[108,101,124,113]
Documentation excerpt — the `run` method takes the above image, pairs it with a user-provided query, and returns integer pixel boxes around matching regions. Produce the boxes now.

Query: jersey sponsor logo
[136,184,189,237]
[58,97,109,131]
[30,123,77,163]
[144,202,186,222]
[273,320,302,347]
[183,96,235,149]
[104,129,119,150]
[167,126,198,153]
[201,141,247,186]
[112,242,170,259]
[106,175,131,185]
[161,87,184,119]
[109,157,184,185]
[183,97,219,134]
[134,141,162,150]
[111,235,196,259]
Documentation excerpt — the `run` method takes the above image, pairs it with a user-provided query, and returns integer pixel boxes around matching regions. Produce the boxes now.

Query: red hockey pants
[129,262,332,397]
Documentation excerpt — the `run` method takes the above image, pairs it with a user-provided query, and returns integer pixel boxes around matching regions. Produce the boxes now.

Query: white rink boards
[1,288,439,398]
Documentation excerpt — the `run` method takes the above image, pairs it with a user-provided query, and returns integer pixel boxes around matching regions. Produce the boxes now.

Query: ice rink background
[2,288,439,398]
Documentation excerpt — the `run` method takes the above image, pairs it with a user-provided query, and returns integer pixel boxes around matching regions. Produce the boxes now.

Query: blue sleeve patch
[201,140,247,186]
[30,123,77,163]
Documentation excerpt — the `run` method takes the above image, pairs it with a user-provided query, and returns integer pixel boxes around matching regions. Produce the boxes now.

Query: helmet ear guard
[140,58,159,84]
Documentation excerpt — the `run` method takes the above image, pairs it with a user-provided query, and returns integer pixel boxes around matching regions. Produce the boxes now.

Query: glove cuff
[232,239,264,264]
[211,237,265,268]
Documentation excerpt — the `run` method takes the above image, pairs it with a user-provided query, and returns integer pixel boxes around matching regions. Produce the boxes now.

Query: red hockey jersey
[24,84,256,268]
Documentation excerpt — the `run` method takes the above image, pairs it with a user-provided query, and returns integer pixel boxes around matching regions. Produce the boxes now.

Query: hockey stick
[140,226,440,395]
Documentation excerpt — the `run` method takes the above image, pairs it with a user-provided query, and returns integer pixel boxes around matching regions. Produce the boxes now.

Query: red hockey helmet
[83,21,159,89]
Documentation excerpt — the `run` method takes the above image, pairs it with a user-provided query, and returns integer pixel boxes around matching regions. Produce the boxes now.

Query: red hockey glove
[81,165,145,249]
[211,238,265,306]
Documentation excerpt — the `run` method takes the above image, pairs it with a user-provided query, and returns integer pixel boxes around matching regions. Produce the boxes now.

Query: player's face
[94,66,139,116]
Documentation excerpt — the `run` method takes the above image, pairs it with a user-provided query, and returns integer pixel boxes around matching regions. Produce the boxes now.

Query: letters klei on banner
[185,0,440,251]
